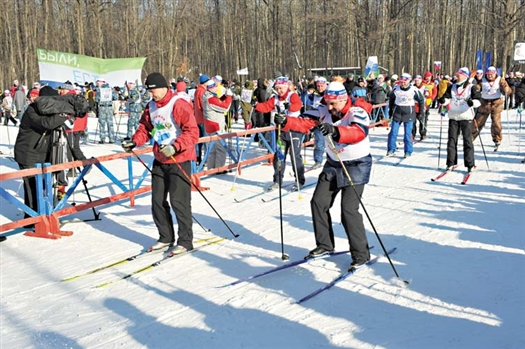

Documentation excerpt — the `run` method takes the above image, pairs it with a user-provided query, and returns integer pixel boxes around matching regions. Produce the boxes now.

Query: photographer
[14,86,89,221]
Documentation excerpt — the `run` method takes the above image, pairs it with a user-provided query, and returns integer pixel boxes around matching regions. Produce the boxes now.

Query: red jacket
[132,89,199,164]
[282,97,369,144]
[254,90,302,115]
[65,90,88,133]
[193,84,206,125]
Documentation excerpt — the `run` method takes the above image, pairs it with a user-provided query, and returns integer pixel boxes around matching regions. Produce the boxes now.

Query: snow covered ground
[1,109,524,349]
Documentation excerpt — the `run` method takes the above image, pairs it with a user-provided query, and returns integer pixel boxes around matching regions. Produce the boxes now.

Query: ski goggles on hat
[274,77,288,86]
[399,74,412,82]
[324,89,348,101]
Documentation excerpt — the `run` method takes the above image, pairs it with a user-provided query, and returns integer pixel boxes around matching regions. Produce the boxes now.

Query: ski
[63,236,218,282]
[94,237,226,288]
[431,165,457,182]
[461,173,471,185]
[296,247,397,304]
[220,246,375,288]
[261,182,317,202]
[219,251,350,288]
[393,155,412,166]
[460,167,476,185]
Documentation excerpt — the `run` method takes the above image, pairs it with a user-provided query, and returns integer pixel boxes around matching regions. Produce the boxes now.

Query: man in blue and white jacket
[387,73,425,157]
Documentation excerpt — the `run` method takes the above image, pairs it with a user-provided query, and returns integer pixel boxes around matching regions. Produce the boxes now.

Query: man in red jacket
[193,74,209,164]
[254,76,304,191]
[121,72,199,254]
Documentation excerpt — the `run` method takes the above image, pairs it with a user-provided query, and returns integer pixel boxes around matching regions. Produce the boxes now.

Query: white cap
[96,77,106,82]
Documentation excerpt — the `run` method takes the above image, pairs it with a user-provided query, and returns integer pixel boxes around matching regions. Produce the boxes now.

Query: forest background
[1,0,524,87]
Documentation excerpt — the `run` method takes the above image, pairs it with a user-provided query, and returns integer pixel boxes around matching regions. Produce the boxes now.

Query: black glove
[251,99,257,107]
[274,113,287,126]
[319,122,338,137]
[466,99,474,107]
[121,137,136,152]
[72,95,89,117]
[438,97,445,104]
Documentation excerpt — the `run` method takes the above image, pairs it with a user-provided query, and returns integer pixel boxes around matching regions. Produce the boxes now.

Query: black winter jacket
[14,97,77,167]
[515,78,525,105]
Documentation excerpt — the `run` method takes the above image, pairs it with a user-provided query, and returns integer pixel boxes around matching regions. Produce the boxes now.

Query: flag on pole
[433,61,442,70]
[236,67,249,75]
[485,52,492,72]
[363,56,379,79]
[476,50,483,71]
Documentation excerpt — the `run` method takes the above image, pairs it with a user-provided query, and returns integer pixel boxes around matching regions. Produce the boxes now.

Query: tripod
[56,125,101,221]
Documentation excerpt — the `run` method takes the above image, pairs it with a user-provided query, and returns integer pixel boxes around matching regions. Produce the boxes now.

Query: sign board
[37,49,146,88]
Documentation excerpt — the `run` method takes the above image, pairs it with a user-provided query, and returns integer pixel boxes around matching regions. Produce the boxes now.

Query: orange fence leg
[24,214,73,239]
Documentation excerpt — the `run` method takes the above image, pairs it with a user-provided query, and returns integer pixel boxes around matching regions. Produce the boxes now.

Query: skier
[386,73,425,157]
[472,66,512,150]
[438,67,481,172]
[253,76,305,191]
[121,72,199,254]
[272,81,373,270]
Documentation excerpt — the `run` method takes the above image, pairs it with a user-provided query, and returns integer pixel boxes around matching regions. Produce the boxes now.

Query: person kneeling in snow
[274,81,373,271]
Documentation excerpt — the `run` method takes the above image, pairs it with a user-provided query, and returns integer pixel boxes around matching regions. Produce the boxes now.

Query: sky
[1,108,524,349]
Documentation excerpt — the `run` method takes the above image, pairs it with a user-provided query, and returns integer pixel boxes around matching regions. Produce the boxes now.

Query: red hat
[29,89,39,98]
[176,81,186,93]
[423,71,433,79]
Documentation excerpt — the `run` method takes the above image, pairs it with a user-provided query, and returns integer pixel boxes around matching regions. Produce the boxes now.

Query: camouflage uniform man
[95,77,117,144]
[140,85,151,110]
[125,81,142,138]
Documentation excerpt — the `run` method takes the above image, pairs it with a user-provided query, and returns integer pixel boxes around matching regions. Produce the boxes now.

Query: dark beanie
[39,86,59,96]
[144,72,168,90]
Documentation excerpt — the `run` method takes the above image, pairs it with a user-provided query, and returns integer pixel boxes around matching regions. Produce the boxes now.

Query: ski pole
[518,106,522,155]
[130,150,212,233]
[169,154,239,238]
[276,123,289,261]
[326,135,408,284]
[473,117,490,171]
[5,124,12,153]
[288,132,303,200]
[62,128,100,220]
[437,106,445,169]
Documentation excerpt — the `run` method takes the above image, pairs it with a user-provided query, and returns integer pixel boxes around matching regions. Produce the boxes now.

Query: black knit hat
[39,86,58,96]
[144,72,168,90]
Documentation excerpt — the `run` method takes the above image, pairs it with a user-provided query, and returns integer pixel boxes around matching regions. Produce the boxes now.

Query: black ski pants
[273,130,305,185]
[412,109,429,139]
[18,163,39,219]
[151,160,194,250]
[447,119,475,168]
[310,173,370,263]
